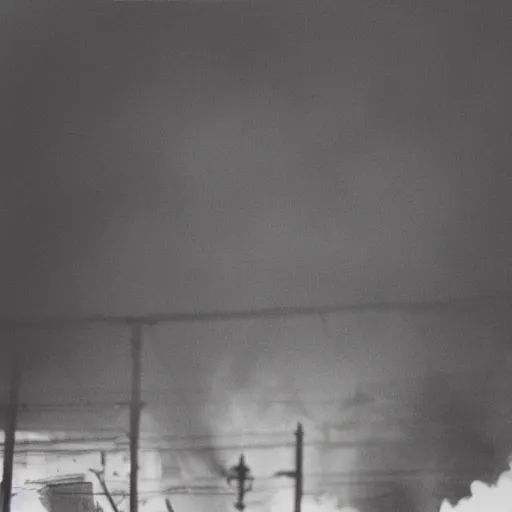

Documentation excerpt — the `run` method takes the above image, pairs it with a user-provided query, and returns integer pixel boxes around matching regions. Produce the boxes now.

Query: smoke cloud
[2,0,512,318]
[2,2,512,512]
[440,466,512,512]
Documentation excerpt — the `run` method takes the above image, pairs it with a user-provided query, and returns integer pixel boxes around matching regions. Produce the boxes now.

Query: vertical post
[164,498,175,512]
[235,455,247,511]
[129,323,143,512]
[1,347,21,512]
[227,454,253,511]
[294,423,303,512]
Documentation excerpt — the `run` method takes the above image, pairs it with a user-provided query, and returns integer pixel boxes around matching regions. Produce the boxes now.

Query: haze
[2,2,512,512]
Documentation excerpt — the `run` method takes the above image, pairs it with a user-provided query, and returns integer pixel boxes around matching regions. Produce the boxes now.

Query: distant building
[29,475,96,512]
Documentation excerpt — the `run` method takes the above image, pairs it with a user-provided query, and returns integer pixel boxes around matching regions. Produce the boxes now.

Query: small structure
[27,474,96,512]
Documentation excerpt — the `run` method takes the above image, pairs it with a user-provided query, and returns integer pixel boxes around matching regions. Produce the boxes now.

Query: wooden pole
[227,454,253,511]
[165,498,175,512]
[294,423,303,512]
[1,348,21,512]
[129,324,143,512]
[234,455,248,511]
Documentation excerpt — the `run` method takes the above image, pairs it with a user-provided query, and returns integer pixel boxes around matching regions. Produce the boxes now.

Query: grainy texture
[2,2,512,511]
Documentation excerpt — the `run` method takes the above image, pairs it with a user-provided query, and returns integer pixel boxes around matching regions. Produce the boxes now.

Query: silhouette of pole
[294,423,303,512]
[273,423,304,512]
[129,324,143,512]
[227,455,254,511]
[1,348,21,512]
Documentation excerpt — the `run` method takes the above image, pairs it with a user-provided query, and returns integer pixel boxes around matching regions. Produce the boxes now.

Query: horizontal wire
[14,469,500,484]
[8,435,504,455]
[15,470,496,499]
[5,391,511,408]
[0,398,372,409]
[5,431,295,443]
[2,292,510,329]
[14,477,481,498]
[10,380,512,402]
[7,418,507,444]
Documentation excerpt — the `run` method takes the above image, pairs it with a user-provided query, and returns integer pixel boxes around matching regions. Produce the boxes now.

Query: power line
[6,435,495,456]
[16,470,497,492]
[1,293,511,329]
[0,397,359,409]
[18,473,485,498]
[7,389,510,408]
[7,410,507,437]
[8,441,296,455]
[2,431,296,445]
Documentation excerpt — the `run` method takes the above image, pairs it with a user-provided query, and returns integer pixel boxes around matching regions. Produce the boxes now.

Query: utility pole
[274,422,304,512]
[129,323,143,512]
[294,423,303,512]
[226,455,254,511]
[1,347,21,512]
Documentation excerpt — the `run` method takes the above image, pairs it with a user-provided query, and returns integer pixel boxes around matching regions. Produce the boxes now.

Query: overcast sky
[2,3,512,510]
[2,0,512,318]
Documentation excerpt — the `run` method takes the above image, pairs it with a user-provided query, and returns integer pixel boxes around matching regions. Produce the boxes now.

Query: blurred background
[2,1,512,511]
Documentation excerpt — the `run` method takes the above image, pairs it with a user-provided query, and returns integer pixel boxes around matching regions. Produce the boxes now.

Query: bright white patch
[440,466,512,512]
[10,489,47,512]
[269,489,359,512]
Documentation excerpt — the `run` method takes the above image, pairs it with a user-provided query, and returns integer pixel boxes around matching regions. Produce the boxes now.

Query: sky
[1,0,512,318]
[2,2,512,511]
